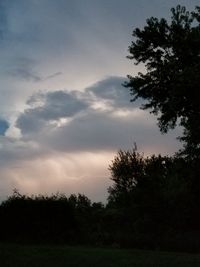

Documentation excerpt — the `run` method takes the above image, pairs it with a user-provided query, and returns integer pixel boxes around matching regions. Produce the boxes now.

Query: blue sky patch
[0,119,9,135]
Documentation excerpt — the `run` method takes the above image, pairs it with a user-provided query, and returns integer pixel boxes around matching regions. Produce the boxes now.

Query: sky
[0,0,199,202]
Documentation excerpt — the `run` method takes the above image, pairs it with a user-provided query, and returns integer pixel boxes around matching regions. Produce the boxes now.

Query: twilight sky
[0,0,198,202]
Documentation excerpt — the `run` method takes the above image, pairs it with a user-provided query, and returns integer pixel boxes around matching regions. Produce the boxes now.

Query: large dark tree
[125,5,200,158]
[107,147,199,250]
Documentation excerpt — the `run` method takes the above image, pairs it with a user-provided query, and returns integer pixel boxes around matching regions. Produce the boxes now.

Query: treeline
[1,150,200,252]
[0,192,106,246]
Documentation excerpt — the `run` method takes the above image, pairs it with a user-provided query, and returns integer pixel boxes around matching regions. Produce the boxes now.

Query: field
[1,244,200,267]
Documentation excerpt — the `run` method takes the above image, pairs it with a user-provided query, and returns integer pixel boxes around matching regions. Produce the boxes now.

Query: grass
[1,244,200,267]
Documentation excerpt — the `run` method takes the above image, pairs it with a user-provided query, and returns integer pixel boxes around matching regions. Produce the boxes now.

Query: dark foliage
[0,191,105,245]
[107,148,200,251]
[125,5,200,158]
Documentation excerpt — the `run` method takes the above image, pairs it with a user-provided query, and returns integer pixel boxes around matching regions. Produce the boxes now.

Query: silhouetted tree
[107,146,200,250]
[125,5,200,158]
[108,147,145,206]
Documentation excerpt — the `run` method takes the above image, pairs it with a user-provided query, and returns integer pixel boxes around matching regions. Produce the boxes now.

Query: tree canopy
[125,5,200,158]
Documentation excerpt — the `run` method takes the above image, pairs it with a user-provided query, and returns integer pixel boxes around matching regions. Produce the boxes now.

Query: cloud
[4,57,41,82]
[0,136,43,167]
[84,76,146,114]
[5,56,62,82]
[0,119,9,136]
[16,90,89,135]
[15,76,181,156]
[8,68,42,82]
[86,76,134,109]
[40,107,181,155]
[45,109,148,152]
[44,72,62,80]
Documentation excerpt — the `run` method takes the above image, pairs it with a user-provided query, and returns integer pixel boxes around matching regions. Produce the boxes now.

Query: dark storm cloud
[0,119,9,136]
[86,76,143,109]
[15,76,181,154]
[16,76,134,136]
[16,90,88,134]
[44,90,88,119]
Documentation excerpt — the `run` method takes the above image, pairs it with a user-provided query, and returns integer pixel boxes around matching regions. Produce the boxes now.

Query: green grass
[1,244,200,267]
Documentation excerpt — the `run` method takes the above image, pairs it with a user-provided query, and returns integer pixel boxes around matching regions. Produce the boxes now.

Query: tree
[107,147,198,249]
[108,147,145,206]
[125,5,200,158]
[108,147,174,208]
